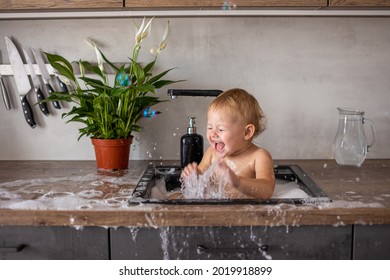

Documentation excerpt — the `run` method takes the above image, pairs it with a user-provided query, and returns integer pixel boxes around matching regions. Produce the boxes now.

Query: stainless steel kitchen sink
[129,164,330,205]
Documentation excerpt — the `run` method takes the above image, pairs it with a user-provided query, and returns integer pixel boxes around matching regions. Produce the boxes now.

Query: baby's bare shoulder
[252,147,273,166]
[252,146,272,158]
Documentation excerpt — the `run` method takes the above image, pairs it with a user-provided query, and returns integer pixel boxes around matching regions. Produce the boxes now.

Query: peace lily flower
[135,17,153,44]
[87,39,105,71]
[158,20,170,53]
[42,17,182,140]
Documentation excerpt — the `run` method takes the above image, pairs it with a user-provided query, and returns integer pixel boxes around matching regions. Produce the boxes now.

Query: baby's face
[206,108,249,158]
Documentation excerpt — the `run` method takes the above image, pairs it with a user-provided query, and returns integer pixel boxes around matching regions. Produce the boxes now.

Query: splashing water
[181,161,228,199]
[159,227,171,260]
[250,226,272,260]
[178,160,311,200]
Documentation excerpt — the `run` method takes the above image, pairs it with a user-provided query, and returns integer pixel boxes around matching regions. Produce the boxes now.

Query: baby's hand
[181,162,200,178]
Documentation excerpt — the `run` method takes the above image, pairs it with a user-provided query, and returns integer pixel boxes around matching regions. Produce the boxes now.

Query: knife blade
[23,48,50,116]
[5,37,36,128]
[0,73,11,110]
[31,48,61,109]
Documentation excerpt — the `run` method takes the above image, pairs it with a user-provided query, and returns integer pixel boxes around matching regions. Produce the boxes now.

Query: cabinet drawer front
[354,224,390,260]
[0,226,108,260]
[111,225,352,260]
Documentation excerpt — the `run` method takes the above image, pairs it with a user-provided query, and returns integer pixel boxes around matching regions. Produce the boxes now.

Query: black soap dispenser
[180,117,204,168]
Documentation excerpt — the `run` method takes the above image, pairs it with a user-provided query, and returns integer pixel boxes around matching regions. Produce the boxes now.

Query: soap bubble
[91,180,104,186]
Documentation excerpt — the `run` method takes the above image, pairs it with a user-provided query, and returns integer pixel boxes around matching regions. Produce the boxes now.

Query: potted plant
[43,18,180,171]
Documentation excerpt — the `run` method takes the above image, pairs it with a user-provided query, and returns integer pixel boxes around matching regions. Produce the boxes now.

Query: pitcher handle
[363,118,376,152]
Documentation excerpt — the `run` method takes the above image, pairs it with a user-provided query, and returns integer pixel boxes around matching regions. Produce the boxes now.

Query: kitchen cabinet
[329,0,390,7]
[124,0,327,8]
[1,224,389,260]
[353,224,390,260]
[0,226,108,260]
[0,0,123,10]
[110,225,353,260]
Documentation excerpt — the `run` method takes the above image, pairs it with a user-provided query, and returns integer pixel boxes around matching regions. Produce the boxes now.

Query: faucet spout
[167,89,222,99]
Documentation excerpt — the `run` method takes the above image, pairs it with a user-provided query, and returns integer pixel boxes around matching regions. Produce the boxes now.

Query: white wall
[0,17,389,161]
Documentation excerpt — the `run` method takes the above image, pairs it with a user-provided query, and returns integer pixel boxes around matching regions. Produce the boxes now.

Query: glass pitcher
[333,107,376,166]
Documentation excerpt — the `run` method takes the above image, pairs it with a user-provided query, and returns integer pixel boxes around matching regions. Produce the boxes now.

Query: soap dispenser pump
[180,117,204,168]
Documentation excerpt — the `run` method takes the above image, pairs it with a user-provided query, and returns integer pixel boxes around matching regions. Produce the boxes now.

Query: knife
[53,69,69,93]
[23,48,50,116]
[5,37,36,128]
[31,48,61,109]
[0,73,11,110]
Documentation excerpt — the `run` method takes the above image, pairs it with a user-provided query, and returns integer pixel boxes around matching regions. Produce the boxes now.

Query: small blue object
[143,107,160,118]
[116,71,131,87]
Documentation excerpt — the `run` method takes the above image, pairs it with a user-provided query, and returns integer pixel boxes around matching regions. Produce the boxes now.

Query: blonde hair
[208,88,267,138]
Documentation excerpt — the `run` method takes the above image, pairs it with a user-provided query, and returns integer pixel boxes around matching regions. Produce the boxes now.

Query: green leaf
[136,95,161,108]
[79,60,104,79]
[135,83,155,93]
[79,77,110,91]
[45,53,73,71]
[45,53,76,83]
[99,49,118,72]
[39,92,73,104]
[143,60,156,75]
[131,61,145,84]
[153,79,184,89]
[147,68,175,84]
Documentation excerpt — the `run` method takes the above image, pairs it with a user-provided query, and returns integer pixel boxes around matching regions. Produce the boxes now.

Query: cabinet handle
[0,244,27,253]
[197,245,268,255]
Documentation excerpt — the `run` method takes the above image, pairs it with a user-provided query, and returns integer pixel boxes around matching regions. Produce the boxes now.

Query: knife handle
[0,76,11,110]
[20,95,37,129]
[35,87,50,116]
[45,83,61,109]
[56,76,68,93]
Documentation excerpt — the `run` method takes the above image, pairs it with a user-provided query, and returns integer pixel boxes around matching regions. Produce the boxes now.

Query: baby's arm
[217,149,275,199]
[181,147,213,177]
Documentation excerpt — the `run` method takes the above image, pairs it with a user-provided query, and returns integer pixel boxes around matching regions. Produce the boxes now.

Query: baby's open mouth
[214,142,225,152]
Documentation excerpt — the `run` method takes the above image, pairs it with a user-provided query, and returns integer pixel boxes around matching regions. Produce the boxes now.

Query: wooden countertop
[0,159,389,227]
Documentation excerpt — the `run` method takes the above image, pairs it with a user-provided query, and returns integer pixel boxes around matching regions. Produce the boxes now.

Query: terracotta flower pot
[91,137,133,171]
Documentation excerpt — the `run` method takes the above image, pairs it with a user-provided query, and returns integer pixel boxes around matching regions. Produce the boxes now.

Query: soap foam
[0,174,138,210]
